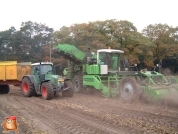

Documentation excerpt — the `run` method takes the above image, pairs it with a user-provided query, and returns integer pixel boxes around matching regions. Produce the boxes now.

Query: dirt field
[0,86,178,134]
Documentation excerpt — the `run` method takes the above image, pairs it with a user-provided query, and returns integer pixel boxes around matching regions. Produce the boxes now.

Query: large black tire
[22,77,36,97]
[119,77,139,103]
[73,75,83,93]
[62,80,74,97]
[41,82,54,100]
[0,85,10,94]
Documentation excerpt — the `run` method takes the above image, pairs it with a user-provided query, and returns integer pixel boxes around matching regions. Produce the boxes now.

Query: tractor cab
[97,49,124,72]
[31,62,59,84]
[31,62,55,76]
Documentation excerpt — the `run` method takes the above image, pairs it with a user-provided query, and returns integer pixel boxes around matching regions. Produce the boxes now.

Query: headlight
[58,78,64,82]
[58,78,64,84]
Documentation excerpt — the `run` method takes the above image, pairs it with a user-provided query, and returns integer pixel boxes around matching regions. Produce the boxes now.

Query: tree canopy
[1,20,178,72]
[0,21,54,62]
[53,19,153,65]
[142,24,178,67]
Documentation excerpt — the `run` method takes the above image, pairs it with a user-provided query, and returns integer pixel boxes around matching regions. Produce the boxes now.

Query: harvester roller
[139,71,178,106]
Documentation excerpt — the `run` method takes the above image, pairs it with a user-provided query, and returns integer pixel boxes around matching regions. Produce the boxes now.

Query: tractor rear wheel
[62,80,74,97]
[41,82,54,100]
[73,75,83,93]
[119,77,139,103]
[0,85,10,94]
[22,77,36,97]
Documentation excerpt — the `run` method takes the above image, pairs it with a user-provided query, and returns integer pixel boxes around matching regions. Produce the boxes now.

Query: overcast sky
[0,0,177,32]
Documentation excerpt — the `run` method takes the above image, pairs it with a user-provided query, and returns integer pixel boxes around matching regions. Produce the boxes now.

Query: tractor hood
[45,74,64,85]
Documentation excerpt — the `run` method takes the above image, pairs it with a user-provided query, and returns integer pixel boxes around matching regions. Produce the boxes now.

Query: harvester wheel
[22,77,36,97]
[41,82,54,100]
[0,85,10,94]
[119,77,139,103]
[62,80,74,97]
[73,75,83,93]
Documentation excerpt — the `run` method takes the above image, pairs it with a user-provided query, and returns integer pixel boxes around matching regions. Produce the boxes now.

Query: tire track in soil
[5,95,143,134]
[18,93,178,134]
[72,97,178,127]
[71,93,178,117]
[66,94,178,120]
[1,87,178,134]
[28,97,161,134]
[0,100,44,134]
[59,94,178,133]
[50,100,178,134]
[0,95,59,134]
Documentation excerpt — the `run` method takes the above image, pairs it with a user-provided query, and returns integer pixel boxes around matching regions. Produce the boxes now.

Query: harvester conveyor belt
[54,44,86,64]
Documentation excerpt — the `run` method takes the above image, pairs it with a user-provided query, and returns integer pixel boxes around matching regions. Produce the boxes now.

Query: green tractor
[54,44,178,103]
[21,62,74,100]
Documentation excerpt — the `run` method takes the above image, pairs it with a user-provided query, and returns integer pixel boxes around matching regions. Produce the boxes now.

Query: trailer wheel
[62,80,74,97]
[41,82,54,100]
[22,77,36,97]
[0,85,10,94]
[73,75,83,92]
[119,77,139,103]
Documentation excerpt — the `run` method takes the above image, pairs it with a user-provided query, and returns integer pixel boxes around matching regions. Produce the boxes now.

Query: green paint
[55,43,178,102]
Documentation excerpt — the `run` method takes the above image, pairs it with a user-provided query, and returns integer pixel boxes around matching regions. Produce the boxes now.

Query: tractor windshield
[99,52,119,71]
[40,64,55,74]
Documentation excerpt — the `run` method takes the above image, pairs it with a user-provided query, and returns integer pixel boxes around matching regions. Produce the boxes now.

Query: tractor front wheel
[22,77,36,97]
[41,82,54,100]
[62,80,74,97]
[73,75,83,93]
[0,85,10,94]
[119,77,139,103]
